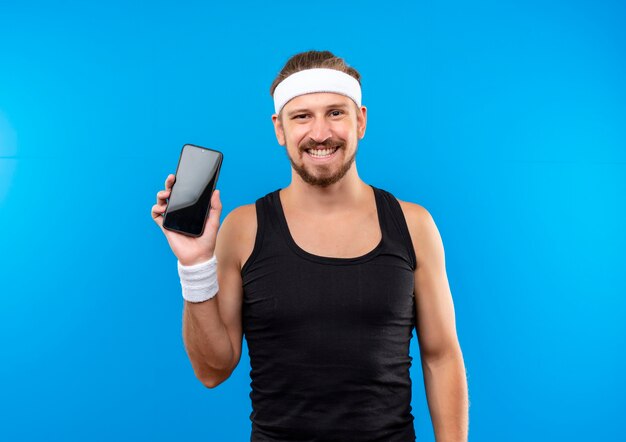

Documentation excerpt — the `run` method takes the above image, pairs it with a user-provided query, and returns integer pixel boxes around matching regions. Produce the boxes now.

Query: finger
[165,174,175,191]
[151,203,165,227]
[156,189,171,205]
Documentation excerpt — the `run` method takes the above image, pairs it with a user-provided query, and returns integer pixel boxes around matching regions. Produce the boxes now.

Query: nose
[309,116,332,143]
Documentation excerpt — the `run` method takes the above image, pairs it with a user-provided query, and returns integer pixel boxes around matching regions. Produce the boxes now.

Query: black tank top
[241,185,417,442]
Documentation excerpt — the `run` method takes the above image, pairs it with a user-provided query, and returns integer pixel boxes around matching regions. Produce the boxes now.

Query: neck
[281,164,370,213]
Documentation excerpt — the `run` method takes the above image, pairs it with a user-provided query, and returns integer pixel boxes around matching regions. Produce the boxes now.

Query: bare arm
[400,201,469,442]
[182,205,250,387]
[152,175,254,388]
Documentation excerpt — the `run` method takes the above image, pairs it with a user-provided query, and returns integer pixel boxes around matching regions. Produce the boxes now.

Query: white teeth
[307,147,338,157]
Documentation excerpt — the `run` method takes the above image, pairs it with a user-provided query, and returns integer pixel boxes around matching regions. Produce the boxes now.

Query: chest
[242,255,417,349]
[284,208,381,259]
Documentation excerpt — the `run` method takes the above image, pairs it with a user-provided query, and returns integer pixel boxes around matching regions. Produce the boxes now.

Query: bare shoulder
[221,203,257,232]
[216,203,257,270]
[396,199,444,266]
[396,199,434,233]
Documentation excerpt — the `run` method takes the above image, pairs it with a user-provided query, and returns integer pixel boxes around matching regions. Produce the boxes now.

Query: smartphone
[162,144,223,237]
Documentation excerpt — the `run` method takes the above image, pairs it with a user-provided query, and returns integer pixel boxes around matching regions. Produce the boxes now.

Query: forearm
[182,297,234,387]
[422,348,469,442]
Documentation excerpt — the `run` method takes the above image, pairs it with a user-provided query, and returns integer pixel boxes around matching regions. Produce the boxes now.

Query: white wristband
[177,255,219,303]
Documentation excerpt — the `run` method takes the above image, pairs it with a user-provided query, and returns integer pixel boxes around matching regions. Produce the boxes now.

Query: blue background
[1,0,625,440]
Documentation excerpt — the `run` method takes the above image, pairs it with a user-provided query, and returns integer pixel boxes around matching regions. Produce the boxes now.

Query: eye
[292,114,310,120]
[329,110,344,117]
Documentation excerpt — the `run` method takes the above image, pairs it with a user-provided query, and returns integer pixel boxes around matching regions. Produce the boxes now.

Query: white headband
[273,68,362,114]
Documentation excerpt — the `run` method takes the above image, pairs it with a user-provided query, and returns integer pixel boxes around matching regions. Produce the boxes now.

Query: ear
[272,113,286,146]
[357,105,367,139]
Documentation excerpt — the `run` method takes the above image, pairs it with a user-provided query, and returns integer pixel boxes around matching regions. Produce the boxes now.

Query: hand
[151,174,223,266]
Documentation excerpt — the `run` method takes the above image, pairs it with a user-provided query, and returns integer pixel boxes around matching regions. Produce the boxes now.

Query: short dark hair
[270,50,361,97]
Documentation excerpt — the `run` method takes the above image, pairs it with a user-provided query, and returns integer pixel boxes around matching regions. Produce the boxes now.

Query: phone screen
[163,144,223,237]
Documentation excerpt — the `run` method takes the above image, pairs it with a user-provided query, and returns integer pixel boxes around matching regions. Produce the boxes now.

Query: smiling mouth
[306,147,339,158]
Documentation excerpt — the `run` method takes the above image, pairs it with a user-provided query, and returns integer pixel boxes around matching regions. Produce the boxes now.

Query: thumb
[206,189,222,230]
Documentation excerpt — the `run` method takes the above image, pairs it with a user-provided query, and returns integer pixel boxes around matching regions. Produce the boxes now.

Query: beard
[286,137,357,188]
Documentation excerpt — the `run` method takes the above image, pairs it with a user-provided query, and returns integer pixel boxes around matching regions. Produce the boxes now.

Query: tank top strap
[371,186,418,271]
[241,188,282,276]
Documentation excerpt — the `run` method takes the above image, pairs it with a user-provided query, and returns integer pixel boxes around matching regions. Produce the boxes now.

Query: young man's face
[272,92,367,188]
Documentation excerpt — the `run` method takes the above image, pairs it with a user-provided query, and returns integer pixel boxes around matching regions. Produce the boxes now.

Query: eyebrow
[286,103,350,117]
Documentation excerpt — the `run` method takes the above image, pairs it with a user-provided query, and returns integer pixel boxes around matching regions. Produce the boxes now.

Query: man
[151,50,469,441]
